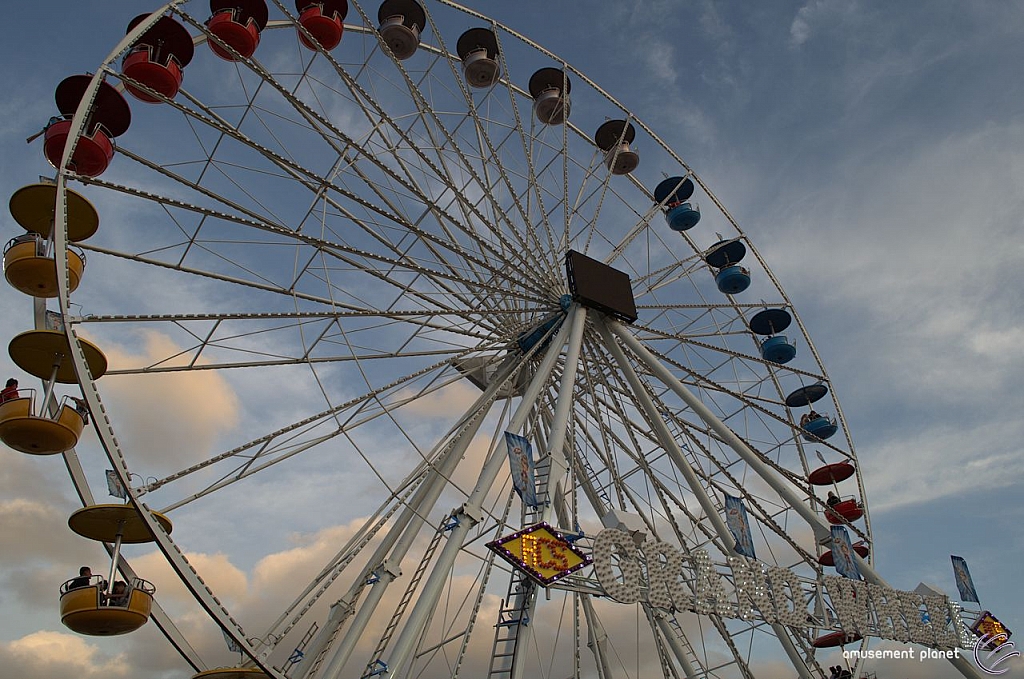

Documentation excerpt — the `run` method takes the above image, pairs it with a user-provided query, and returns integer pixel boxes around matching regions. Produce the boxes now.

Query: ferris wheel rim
[36,2,871,678]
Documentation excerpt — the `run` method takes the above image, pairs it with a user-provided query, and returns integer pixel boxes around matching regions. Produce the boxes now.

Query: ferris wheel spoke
[103,348,471,375]
[417,16,564,292]
[634,337,793,416]
[638,332,834,403]
[526,121,567,259]
[75,310,514,349]
[623,350,826,501]
[574,335,723,541]
[315,366,526,678]
[489,37,565,278]
[138,345,491,504]
[77,311,503,375]
[265,475,428,645]
[358,134,546,314]
[78,212,547,318]
[279,28,557,299]
[119,60,544,302]
[590,404,726,554]
[658,422,816,567]
[632,339,858,469]
[348,20,562,296]
[486,30,562,278]
[336,106,511,305]
[476,117,565,287]
[564,151,624,255]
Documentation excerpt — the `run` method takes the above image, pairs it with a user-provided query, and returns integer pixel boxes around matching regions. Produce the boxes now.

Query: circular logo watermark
[974,632,1020,675]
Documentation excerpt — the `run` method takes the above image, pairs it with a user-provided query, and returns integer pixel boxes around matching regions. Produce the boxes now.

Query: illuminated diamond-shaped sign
[487,522,591,586]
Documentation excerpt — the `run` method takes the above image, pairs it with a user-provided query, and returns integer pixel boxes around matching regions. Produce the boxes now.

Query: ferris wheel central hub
[565,249,638,324]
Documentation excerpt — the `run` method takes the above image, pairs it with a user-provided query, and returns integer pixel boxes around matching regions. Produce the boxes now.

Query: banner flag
[505,432,538,507]
[951,555,980,603]
[724,493,756,559]
[831,525,861,580]
[105,470,126,499]
[222,628,242,653]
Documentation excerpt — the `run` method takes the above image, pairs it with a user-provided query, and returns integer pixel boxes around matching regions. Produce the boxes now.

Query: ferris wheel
[4,1,880,678]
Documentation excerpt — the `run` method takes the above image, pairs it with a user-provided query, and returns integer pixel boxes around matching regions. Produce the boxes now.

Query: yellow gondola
[8,183,99,242]
[5,183,98,297]
[0,390,85,454]
[8,329,108,383]
[61,504,172,636]
[59,577,156,636]
[4,234,86,297]
[192,669,272,679]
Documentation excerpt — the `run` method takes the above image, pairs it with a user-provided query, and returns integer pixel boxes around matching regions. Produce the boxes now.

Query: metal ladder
[359,520,446,679]
[485,451,552,678]
[305,611,343,679]
[665,613,708,677]
[487,570,537,678]
[282,622,318,675]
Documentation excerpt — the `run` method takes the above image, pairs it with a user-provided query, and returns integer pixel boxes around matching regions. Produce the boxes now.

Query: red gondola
[807,461,855,486]
[818,541,869,567]
[296,0,348,51]
[122,14,195,102]
[812,631,862,648]
[43,76,131,178]
[825,498,864,525]
[207,0,269,61]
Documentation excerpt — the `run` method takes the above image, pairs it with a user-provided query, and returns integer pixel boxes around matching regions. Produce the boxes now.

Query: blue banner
[951,555,980,603]
[724,493,756,559]
[830,526,861,580]
[505,432,538,507]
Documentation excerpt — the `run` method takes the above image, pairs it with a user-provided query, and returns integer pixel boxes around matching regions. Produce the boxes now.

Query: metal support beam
[581,594,614,679]
[607,319,987,679]
[378,305,579,679]
[315,370,500,677]
[508,305,588,679]
[311,352,524,679]
[597,317,813,679]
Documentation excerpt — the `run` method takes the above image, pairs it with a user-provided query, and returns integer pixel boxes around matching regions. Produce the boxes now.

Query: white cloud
[97,331,240,472]
[396,379,480,420]
[789,0,856,48]
[132,549,249,611]
[0,631,132,679]
[863,421,1024,513]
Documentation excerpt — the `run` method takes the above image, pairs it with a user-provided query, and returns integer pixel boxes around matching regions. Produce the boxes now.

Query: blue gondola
[666,202,701,231]
[802,415,837,441]
[653,176,700,231]
[760,335,796,364]
[714,264,750,294]
[705,239,750,294]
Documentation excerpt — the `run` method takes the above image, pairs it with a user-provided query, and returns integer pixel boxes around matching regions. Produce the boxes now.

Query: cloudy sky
[1,1,1022,679]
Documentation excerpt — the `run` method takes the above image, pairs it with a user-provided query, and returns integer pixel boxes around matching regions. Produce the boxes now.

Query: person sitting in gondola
[1,378,19,403]
[68,565,95,590]
[11,232,43,254]
[104,580,128,607]
[826,490,841,507]
[70,396,90,425]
